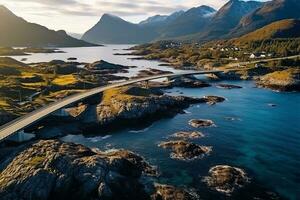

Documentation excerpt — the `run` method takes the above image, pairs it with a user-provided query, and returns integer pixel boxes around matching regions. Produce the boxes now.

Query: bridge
[0,70,222,142]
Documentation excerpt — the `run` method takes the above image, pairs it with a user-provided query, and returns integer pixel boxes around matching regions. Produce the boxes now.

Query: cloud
[0,0,266,33]
[0,0,227,18]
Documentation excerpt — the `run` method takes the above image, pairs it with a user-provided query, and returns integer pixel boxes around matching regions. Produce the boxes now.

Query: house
[250,53,261,59]
[260,54,266,58]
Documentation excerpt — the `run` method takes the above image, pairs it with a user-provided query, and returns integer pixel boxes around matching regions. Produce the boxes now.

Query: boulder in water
[158,140,212,160]
[189,119,215,128]
[203,165,249,195]
[171,131,204,139]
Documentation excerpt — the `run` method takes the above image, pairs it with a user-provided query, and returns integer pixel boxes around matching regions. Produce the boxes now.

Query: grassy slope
[233,19,300,44]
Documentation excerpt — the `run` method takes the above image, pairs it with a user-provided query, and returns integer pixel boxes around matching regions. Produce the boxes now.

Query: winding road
[0,70,222,142]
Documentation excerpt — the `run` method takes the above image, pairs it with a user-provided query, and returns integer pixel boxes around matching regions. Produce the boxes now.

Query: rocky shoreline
[256,68,300,92]
[0,62,287,199]
[32,85,226,138]
[0,89,286,200]
[0,139,197,200]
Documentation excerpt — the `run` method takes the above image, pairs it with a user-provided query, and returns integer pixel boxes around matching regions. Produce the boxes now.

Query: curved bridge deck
[0,71,222,142]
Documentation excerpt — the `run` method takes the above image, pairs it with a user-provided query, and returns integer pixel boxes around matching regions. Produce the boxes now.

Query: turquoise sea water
[10,45,299,199]
[62,80,300,200]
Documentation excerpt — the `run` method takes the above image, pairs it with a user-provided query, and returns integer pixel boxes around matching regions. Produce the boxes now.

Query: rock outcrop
[171,131,204,139]
[158,140,212,160]
[202,96,225,105]
[151,184,199,200]
[171,76,211,88]
[95,86,205,127]
[0,140,158,200]
[256,68,300,91]
[189,119,215,128]
[203,165,249,195]
[136,69,172,78]
[85,60,134,74]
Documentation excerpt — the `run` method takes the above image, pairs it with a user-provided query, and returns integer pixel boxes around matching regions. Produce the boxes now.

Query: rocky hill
[81,0,300,44]
[157,6,216,39]
[231,19,300,44]
[182,0,263,41]
[82,6,216,44]
[0,139,198,200]
[81,14,158,44]
[231,0,300,37]
[0,5,95,47]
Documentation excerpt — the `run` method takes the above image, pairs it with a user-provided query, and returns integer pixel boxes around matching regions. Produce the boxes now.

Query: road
[226,55,300,67]
[0,70,222,142]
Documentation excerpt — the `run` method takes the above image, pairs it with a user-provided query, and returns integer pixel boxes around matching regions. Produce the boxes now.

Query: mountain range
[0,5,94,47]
[82,5,217,44]
[82,0,300,44]
[1,0,300,47]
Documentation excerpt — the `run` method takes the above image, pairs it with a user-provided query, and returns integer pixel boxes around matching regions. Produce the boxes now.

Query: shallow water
[10,45,189,77]
[11,45,300,199]
[62,81,300,199]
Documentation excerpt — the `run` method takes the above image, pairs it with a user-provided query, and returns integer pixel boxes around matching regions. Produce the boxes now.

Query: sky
[0,0,265,34]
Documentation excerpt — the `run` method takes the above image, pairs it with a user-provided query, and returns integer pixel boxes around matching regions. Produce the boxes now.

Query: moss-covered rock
[0,140,158,200]
[158,140,212,160]
[256,68,300,91]
[203,165,249,195]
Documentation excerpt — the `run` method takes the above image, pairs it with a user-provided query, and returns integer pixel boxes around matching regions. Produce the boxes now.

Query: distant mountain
[0,5,95,47]
[234,19,300,43]
[139,15,169,26]
[68,33,83,40]
[232,0,300,37]
[158,6,216,39]
[139,11,184,27]
[81,14,159,44]
[184,0,263,41]
[82,6,215,44]
[82,0,300,44]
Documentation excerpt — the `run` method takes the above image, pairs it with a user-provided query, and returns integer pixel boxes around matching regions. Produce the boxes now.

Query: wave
[129,125,153,133]
[87,135,112,142]
[183,110,192,114]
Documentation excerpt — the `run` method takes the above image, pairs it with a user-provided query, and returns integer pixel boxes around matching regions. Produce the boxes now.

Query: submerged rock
[203,165,249,195]
[0,140,158,200]
[189,119,215,128]
[171,131,204,139]
[216,84,242,89]
[152,184,199,200]
[158,140,212,160]
[224,117,241,121]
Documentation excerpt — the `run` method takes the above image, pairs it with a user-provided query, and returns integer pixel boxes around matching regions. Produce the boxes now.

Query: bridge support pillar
[7,130,35,143]
[141,80,149,89]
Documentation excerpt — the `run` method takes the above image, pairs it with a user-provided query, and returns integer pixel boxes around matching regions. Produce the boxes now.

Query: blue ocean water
[13,45,298,199]
[62,80,300,200]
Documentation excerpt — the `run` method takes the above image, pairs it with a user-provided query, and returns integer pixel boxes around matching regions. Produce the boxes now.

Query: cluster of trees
[268,58,300,67]
[247,39,300,57]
